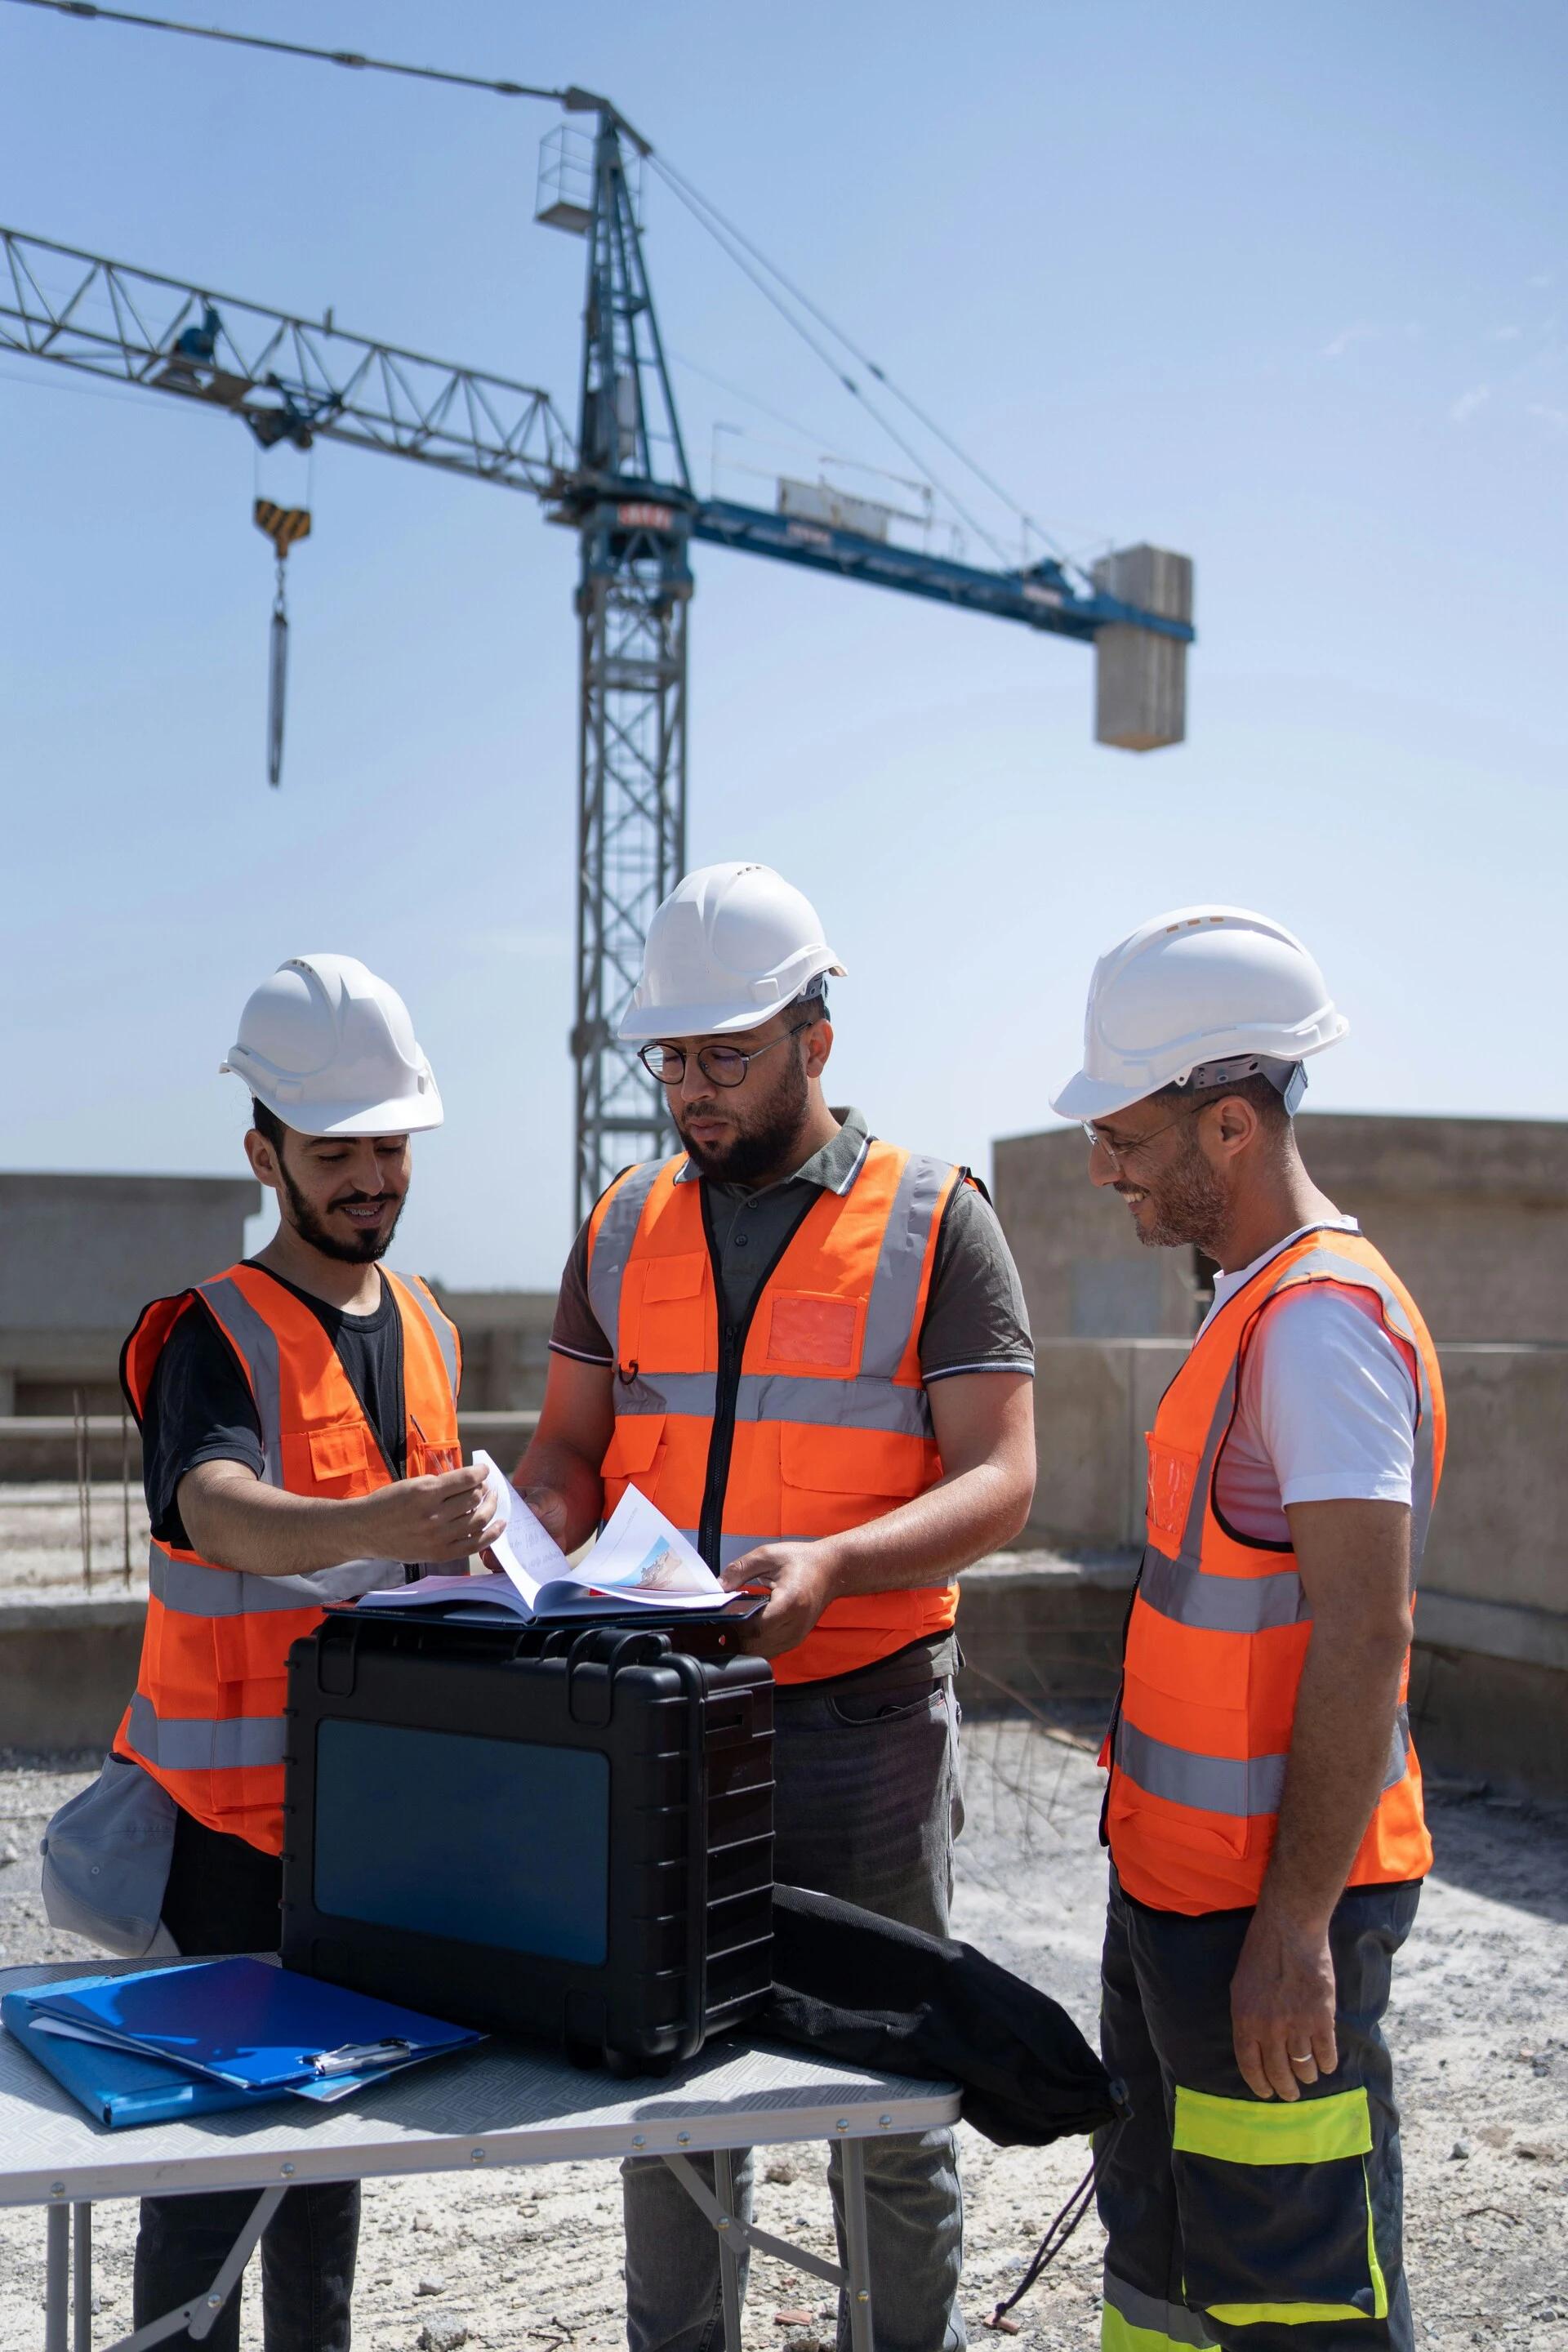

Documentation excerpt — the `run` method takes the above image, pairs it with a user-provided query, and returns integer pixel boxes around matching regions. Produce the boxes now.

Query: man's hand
[519,1485,572,1546]
[721,1540,837,1659]
[1230,1900,1339,2100]
[353,1465,505,1566]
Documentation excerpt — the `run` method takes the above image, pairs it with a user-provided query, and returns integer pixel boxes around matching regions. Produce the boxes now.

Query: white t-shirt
[1200,1218,1417,1545]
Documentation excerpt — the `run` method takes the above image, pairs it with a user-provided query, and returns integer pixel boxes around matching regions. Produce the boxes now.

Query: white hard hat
[220,954,443,1137]
[618,862,847,1040]
[1050,905,1348,1125]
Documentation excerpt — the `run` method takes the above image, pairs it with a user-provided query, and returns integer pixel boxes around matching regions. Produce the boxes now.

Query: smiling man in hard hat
[1053,908,1445,2352]
[114,953,500,2352]
[517,861,1037,2352]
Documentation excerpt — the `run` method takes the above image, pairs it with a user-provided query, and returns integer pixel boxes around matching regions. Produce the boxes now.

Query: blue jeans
[622,1667,966,2352]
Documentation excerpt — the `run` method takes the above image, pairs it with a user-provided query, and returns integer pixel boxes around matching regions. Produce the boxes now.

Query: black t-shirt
[138,1263,406,1550]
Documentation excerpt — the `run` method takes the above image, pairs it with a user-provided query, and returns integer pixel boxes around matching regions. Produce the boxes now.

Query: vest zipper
[695,1183,809,1573]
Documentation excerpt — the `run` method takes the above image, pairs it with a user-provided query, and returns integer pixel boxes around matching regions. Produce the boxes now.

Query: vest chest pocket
[626,1253,709,1374]
[301,1420,376,1496]
[1146,1432,1202,1553]
[761,1292,863,1374]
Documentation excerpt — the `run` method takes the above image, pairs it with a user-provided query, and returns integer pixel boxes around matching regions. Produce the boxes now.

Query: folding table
[1,1958,960,2352]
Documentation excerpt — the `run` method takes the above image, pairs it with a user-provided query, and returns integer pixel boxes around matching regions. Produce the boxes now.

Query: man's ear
[805,1018,834,1080]
[244,1128,281,1190]
[1211,1093,1260,1158]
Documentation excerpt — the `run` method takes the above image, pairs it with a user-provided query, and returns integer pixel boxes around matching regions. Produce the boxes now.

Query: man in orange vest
[117,953,500,2352]
[518,862,1038,2352]
[1051,907,1445,2352]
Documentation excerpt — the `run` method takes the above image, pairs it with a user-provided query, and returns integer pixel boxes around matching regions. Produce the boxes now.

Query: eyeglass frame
[1081,1099,1209,1169]
[637,1012,819,1091]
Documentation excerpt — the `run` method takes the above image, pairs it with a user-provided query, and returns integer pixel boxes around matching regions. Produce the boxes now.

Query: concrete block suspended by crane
[1092,544,1193,751]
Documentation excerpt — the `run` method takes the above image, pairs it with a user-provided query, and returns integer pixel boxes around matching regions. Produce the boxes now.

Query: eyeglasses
[638,1014,817,1090]
[1082,1101,1206,1169]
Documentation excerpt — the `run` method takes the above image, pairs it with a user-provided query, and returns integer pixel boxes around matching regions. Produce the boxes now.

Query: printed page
[473,1448,577,1609]
[581,1484,728,1608]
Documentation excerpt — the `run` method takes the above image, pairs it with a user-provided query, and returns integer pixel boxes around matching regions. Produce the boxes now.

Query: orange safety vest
[114,1263,461,1855]
[587,1140,967,1685]
[1106,1226,1444,1914]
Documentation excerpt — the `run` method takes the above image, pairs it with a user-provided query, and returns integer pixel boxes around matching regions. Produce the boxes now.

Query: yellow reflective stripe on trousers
[1173,2083,1373,2166]
[1102,2271,1217,2351]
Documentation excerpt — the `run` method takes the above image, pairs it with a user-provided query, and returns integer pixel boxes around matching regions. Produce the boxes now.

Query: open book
[360,1451,741,1623]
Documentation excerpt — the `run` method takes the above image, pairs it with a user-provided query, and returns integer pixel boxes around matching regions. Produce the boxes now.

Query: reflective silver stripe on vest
[1103,2273,1218,2351]
[1117,1705,1412,1820]
[149,1544,396,1616]
[1137,1548,1311,1634]
[197,1276,285,1490]
[588,1161,665,1359]
[396,1272,461,1401]
[861,1153,954,1380]
[614,1368,931,1441]
[122,1690,287,1772]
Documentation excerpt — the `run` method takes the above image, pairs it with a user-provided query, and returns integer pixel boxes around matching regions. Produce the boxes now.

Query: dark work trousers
[133,1806,360,2352]
[1097,1871,1421,2352]
[621,1665,966,2352]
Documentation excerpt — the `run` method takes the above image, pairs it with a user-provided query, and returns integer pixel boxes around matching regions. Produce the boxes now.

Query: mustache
[329,1190,399,1209]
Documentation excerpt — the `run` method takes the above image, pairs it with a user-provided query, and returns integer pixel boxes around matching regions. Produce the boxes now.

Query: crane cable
[8,0,1061,571]
[648,151,1081,578]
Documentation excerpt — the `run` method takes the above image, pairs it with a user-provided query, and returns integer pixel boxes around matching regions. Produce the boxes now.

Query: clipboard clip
[312,2037,412,2078]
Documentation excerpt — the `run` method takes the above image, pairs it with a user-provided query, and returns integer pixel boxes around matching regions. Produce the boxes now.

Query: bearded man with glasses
[514,861,1037,2352]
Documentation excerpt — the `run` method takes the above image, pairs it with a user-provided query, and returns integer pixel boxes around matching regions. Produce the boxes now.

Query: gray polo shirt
[550,1107,1035,1381]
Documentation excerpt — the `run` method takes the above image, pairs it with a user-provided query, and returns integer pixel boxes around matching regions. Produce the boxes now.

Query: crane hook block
[254,499,312,559]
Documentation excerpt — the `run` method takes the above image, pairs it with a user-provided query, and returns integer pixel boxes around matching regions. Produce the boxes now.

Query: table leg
[73,2205,93,2352]
[83,2183,287,2352]
[711,2149,745,2352]
[44,2205,69,2352]
[840,2139,874,2352]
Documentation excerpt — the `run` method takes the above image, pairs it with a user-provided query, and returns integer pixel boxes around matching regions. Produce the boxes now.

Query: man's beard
[675,1046,810,1186]
[278,1160,405,1263]
[1126,1129,1232,1254]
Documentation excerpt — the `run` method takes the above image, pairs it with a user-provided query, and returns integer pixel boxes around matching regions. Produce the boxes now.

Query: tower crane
[1,91,1195,1219]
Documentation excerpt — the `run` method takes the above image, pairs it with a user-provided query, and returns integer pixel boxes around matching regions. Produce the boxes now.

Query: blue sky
[2,1,1564,1288]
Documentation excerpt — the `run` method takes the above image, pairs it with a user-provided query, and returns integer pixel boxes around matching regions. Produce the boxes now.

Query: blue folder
[24,1958,481,2096]
[2,1976,276,2128]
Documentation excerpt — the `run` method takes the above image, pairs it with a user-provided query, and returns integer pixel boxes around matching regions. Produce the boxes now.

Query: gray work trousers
[621,1665,966,2352]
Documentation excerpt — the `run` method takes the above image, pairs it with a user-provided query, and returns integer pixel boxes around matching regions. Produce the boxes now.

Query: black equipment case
[281,1612,774,2073]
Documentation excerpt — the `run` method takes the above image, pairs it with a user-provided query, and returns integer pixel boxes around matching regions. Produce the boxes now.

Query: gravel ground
[1,1724,1564,2350]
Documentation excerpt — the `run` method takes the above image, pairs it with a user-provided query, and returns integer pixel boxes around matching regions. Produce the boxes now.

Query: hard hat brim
[617,974,842,1045]
[1048,1067,1165,1125]
[229,1070,444,1138]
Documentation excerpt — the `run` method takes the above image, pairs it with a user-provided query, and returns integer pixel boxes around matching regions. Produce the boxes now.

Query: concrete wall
[0,1173,260,1414]
[430,1289,559,1411]
[995,1113,1568,1343]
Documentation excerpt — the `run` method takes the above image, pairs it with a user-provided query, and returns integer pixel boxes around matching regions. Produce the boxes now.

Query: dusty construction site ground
[1,1724,1564,2351]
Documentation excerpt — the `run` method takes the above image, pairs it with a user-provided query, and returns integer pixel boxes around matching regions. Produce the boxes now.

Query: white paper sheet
[474,1450,729,1611]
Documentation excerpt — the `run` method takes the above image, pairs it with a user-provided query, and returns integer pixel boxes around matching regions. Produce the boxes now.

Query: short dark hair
[251,1098,289,1153]
[1152,1073,1291,1133]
